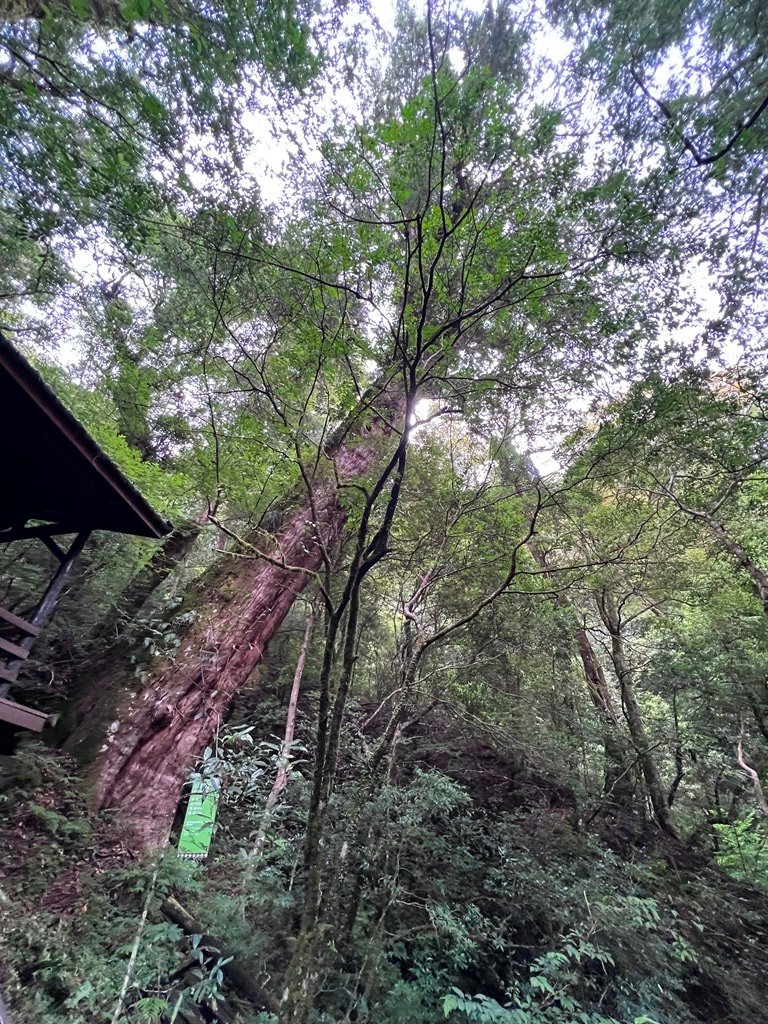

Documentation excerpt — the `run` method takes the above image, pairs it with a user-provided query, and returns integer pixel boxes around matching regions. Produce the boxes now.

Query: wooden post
[29,530,91,630]
[0,529,90,697]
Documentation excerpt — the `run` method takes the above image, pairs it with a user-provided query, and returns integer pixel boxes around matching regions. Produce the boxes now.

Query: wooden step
[0,665,20,683]
[0,605,39,637]
[0,637,29,660]
[0,696,49,732]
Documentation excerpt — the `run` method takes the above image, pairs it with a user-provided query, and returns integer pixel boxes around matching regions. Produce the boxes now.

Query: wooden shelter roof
[0,333,170,540]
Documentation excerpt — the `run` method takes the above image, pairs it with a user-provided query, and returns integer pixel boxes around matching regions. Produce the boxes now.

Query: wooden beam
[41,536,66,562]
[0,531,90,689]
[0,637,28,660]
[29,530,90,631]
[0,605,40,637]
[0,696,49,732]
[0,523,79,545]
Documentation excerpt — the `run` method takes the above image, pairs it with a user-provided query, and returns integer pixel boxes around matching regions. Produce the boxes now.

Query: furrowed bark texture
[95,493,334,847]
[74,390,403,850]
[107,523,202,627]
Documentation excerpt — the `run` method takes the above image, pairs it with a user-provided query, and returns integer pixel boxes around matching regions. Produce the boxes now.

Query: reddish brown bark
[76,390,404,850]
[95,496,332,847]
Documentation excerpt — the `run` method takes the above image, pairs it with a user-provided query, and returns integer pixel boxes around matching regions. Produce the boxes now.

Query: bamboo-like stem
[251,601,318,858]
[110,860,160,1024]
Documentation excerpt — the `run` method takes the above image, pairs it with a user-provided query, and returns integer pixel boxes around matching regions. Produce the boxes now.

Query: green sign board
[177,776,220,860]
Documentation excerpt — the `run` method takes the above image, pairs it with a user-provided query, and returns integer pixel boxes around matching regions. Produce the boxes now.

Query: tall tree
[60,0,678,848]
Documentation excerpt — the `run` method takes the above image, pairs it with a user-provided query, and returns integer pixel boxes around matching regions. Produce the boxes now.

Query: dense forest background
[1,0,768,1022]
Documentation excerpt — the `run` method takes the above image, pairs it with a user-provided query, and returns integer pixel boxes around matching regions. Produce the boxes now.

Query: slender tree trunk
[737,733,768,817]
[251,601,317,857]
[596,592,676,836]
[667,688,685,808]
[575,622,637,807]
[279,549,371,1024]
[684,506,768,612]
[521,460,620,725]
[526,515,630,805]
[340,701,418,950]
[575,624,618,725]
[64,382,405,850]
[279,695,412,1024]
[280,469,414,1024]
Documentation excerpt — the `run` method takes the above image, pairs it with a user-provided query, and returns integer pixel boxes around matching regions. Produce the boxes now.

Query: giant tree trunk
[64,388,404,849]
[54,523,201,746]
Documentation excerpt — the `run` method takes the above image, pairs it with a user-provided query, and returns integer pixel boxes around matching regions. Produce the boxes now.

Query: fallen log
[161,895,278,1016]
